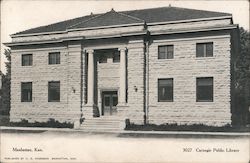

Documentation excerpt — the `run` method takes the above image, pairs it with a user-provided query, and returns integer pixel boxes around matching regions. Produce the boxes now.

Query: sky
[1,0,249,73]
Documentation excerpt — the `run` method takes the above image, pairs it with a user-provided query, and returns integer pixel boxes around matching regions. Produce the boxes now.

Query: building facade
[5,7,239,129]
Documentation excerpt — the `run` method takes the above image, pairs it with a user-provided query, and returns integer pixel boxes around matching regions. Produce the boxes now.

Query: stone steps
[79,116,125,132]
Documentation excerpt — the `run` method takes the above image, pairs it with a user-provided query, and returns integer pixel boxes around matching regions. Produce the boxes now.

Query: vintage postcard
[0,0,249,162]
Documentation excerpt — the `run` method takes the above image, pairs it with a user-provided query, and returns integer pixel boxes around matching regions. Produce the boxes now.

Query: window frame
[158,78,174,102]
[196,77,214,102]
[48,52,60,65]
[21,82,32,102]
[22,54,33,66]
[158,45,174,59]
[196,42,213,58]
[48,81,60,102]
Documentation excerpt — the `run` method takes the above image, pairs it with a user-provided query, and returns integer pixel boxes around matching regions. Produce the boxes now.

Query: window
[98,54,107,63]
[48,81,60,102]
[158,45,174,59]
[49,52,60,64]
[113,51,120,63]
[196,77,213,102]
[158,78,173,102]
[22,54,33,66]
[21,82,32,102]
[196,42,213,57]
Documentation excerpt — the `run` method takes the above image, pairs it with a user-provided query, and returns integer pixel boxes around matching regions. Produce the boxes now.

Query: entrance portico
[84,47,127,118]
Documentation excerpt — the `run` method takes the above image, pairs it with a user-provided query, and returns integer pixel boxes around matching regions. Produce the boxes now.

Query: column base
[117,103,129,118]
[83,104,97,119]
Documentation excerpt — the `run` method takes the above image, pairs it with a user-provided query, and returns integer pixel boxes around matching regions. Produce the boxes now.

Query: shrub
[9,118,73,128]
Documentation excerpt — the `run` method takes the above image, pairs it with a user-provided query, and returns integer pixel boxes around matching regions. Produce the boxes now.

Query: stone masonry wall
[148,34,232,126]
[10,43,82,123]
[126,40,145,124]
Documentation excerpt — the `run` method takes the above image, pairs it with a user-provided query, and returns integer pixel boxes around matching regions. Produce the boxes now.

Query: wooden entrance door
[102,91,118,116]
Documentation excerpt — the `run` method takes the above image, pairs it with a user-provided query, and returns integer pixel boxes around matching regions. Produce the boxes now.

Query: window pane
[158,79,173,101]
[159,52,166,59]
[159,46,166,53]
[21,82,32,102]
[167,45,174,59]
[158,46,167,59]
[113,51,120,63]
[197,77,213,101]
[112,96,118,106]
[48,81,60,102]
[206,43,213,57]
[104,96,110,106]
[196,44,204,57]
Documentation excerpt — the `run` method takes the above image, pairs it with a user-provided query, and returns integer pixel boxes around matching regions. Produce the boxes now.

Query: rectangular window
[21,82,32,102]
[196,42,213,57]
[49,52,60,64]
[158,45,174,59]
[48,81,60,102]
[196,77,213,102]
[22,54,33,66]
[158,78,173,102]
[113,51,120,63]
[98,54,107,63]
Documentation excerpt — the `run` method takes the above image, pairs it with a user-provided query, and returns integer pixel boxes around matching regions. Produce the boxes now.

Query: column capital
[118,47,127,52]
[86,49,94,54]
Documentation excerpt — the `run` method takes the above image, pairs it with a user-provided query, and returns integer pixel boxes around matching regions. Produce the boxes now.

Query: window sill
[48,63,60,65]
[195,56,215,60]
[196,100,214,102]
[158,58,174,60]
[158,100,174,102]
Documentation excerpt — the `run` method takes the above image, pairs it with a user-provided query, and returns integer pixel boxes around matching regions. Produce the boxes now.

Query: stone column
[87,49,94,105]
[119,47,127,105]
[84,49,95,118]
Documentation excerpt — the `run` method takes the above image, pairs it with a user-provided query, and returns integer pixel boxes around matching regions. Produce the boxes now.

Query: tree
[234,27,250,125]
[0,49,11,115]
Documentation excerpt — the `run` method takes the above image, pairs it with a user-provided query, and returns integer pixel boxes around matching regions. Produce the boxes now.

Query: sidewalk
[1,126,250,137]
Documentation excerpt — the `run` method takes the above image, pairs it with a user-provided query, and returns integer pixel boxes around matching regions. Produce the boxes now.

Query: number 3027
[183,148,192,152]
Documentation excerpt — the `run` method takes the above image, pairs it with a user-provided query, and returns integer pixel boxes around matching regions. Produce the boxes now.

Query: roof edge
[147,15,232,26]
[67,22,145,32]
